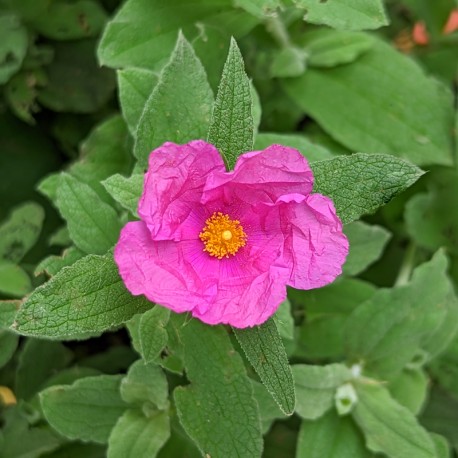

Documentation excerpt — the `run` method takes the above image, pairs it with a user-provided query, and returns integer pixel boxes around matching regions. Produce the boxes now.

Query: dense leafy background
[1,0,458,457]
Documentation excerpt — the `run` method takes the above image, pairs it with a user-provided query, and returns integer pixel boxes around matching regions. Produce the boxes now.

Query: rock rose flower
[114,140,348,328]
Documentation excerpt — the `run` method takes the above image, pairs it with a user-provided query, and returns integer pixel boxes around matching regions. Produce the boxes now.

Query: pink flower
[114,141,348,328]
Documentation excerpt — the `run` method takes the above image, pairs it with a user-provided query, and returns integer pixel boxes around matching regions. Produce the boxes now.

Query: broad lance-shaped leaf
[117,68,158,135]
[312,153,424,225]
[234,318,296,415]
[208,38,253,169]
[108,409,170,458]
[283,37,454,166]
[297,411,374,458]
[294,0,388,31]
[13,252,151,340]
[98,0,257,71]
[344,250,458,380]
[102,173,144,217]
[40,375,127,444]
[134,32,214,167]
[343,221,391,276]
[353,382,436,458]
[56,173,121,255]
[174,318,263,457]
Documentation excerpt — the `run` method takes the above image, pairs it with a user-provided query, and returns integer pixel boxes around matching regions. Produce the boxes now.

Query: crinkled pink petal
[202,145,314,206]
[275,193,349,289]
[115,202,289,327]
[138,140,225,240]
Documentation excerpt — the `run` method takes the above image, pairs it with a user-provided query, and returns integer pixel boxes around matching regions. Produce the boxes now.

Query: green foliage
[174,319,263,457]
[40,375,127,443]
[208,38,254,168]
[2,1,458,456]
[134,33,213,167]
[312,153,424,224]
[13,253,152,339]
[294,0,388,30]
[283,37,454,166]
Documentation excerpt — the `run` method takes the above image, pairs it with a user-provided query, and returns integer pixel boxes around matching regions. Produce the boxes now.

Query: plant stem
[394,242,417,287]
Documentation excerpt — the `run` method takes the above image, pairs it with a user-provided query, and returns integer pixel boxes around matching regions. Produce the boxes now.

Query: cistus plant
[1,1,457,457]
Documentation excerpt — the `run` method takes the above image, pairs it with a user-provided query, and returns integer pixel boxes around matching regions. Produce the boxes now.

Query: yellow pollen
[199,212,247,259]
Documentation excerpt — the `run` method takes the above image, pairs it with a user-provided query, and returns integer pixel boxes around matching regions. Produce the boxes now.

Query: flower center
[199,212,247,259]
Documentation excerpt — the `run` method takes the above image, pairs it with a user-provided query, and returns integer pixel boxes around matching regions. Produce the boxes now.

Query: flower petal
[202,144,314,206]
[278,193,349,289]
[138,140,225,240]
[114,207,290,328]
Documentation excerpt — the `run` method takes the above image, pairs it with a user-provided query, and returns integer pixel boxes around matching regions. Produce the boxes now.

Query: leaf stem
[265,16,290,48]
[394,242,417,287]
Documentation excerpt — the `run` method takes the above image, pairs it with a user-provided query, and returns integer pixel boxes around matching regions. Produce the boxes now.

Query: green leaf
[0,13,28,85]
[283,38,454,166]
[137,307,170,363]
[29,0,107,40]
[69,116,132,197]
[0,330,19,369]
[0,260,31,297]
[38,40,115,113]
[234,318,296,415]
[35,247,86,277]
[0,300,19,328]
[0,202,44,263]
[98,0,257,71]
[420,387,458,450]
[297,411,374,458]
[274,299,294,342]
[56,173,121,255]
[389,369,428,415]
[13,252,152,339]
[292,363,352,420]
[303,30,374,68]
[108,409,170,458]
[16,339,72,400]
[0,405,61,458]
[294,279,376,360]
[294,0,388,30]
[174,318,263,457]
[428,336,458,399]
[343,221,391,276]
[36,443,106,458]
[117,68,158,135]
[120,360,169,410]
[234,0,281,17]
[430,433,451,458]
[405,169,458,255]
[254,132,334,162]
[353,382,436,458]
[40,375,127,443]
[102,174,143,217]
[208,38,253,169]
[134,33,213,167]
[270,46,306,78]
[345,250,457,379]
[311,153,424,225]
[251,380,286,434]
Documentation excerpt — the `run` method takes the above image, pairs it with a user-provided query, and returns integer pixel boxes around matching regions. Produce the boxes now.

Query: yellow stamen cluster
[199,212,247,259]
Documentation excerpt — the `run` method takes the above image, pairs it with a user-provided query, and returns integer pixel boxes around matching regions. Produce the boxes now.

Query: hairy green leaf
[312,153,424,225]
[13,253,152,339]
[353,382,436,458]
[208,38,253,169]
[134,33,213,167]
[234,318,296,415]
[40,375,127,443]
[174,319,263,457]
[283,38,454,166]
[102,174,143,217]
[56,173,121,255]
[294,0,388,30]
